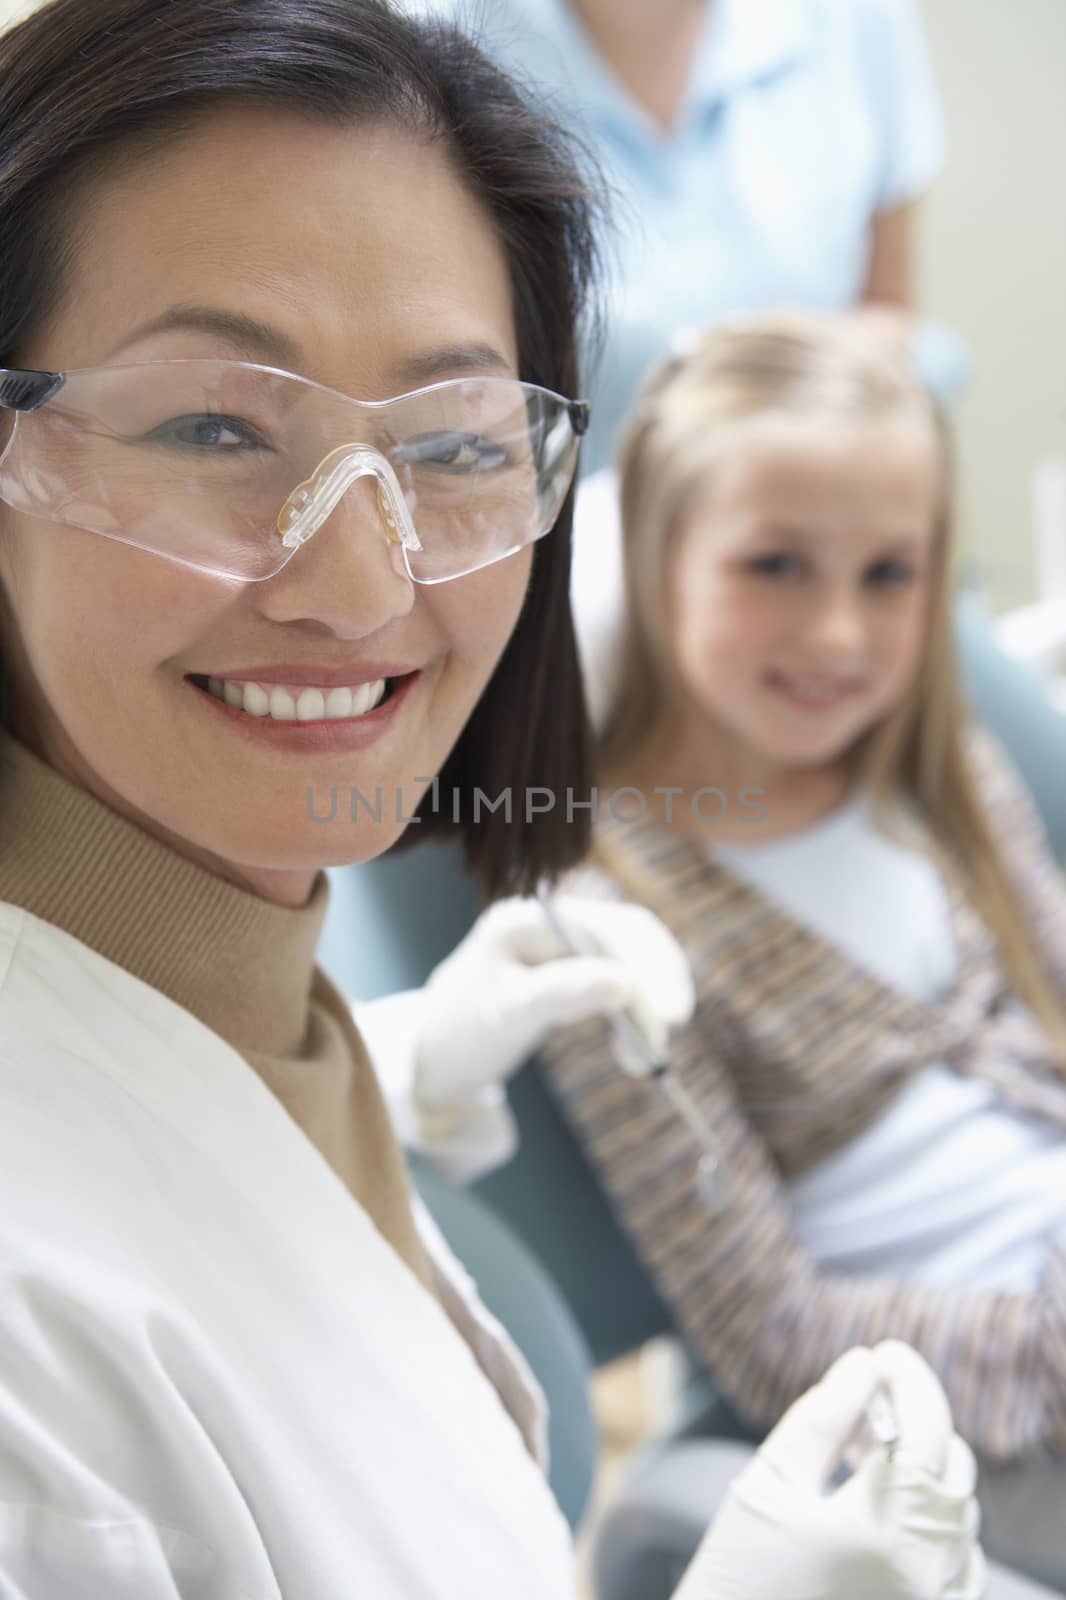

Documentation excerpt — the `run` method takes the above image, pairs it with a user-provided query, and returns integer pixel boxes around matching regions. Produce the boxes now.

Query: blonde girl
[538,311,1066,1593]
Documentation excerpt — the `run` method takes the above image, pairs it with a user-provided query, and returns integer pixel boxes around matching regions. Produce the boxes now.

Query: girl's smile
[763,668,870,713]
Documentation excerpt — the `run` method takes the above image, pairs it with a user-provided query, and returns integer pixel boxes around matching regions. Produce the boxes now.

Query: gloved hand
[672,1341,987,1600]
[414,894,695,1110]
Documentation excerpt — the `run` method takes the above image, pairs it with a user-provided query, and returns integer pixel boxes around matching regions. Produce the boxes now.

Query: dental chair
[319,596,1066,1599]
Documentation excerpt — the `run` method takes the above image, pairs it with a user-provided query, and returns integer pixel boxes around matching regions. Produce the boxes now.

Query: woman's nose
[255,475,416,637]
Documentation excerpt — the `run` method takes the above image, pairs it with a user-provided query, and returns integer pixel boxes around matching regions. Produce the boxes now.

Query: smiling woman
[0,2,600,905]
[0,1,606,1595]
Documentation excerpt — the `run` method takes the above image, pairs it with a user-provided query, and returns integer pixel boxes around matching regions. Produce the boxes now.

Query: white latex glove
[672,1341,987,1600]
[414,894,695,1109]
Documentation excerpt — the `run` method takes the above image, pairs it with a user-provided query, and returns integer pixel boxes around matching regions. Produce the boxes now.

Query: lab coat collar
[0,899,548,1459]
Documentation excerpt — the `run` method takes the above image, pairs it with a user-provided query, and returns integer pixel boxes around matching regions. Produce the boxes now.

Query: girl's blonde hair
[600,310,1066,1064]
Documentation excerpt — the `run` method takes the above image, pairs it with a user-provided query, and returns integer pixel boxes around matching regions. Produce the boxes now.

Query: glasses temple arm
[0,369,67,413]
[568,399,591,437]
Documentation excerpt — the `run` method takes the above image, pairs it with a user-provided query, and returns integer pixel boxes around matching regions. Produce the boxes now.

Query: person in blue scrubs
[426,0,948,471]
[418,0,958,723]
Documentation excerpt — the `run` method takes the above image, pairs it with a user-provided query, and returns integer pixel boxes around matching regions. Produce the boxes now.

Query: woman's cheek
[432,550,532,668]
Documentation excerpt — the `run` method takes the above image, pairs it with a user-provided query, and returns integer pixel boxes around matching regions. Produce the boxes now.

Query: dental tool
[832,1384,900,1490]
[866,1386,900,1459]
[537,890,727,1212]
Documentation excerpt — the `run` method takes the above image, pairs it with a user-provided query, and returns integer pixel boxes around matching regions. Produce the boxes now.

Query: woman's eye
[749,552,805,579]
[391,431,508,474]
[141,414,271,452]
[866,558,916,587]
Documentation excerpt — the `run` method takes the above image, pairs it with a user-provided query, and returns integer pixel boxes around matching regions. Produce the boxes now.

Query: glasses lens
[0,364,581,583]
[0,362,311,580]
[383,378,580,582]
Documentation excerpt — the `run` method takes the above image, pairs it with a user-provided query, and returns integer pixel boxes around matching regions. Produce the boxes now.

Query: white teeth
[269,687,297,720]
[202,676,389,721]
[325,686,354,718]
[296,688,326,722]
[243,682,270,717]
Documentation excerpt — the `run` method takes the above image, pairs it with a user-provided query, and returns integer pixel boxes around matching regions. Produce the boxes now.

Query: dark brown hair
[0,0,603,897]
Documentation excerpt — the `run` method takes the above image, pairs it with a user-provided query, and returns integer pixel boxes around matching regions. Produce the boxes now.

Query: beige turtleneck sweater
[0,730,433,1292]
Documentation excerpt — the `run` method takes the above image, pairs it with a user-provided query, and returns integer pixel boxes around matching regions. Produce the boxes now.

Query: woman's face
[666,410,941,776]
[0,108,531,904]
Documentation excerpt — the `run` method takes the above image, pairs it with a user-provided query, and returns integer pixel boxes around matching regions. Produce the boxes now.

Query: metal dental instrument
[538,890,727,1211]
[831,1385,900,1491]
[866,1387,900,1460]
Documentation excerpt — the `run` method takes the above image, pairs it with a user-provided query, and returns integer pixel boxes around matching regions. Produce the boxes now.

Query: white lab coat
[0,901,575,1599]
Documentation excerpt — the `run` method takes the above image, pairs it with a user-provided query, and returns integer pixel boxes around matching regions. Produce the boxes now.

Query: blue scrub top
[429,0,945,470]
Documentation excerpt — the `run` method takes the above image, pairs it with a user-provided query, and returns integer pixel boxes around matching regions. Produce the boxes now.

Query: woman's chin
[162,812,415,889]
[245,821,416,874]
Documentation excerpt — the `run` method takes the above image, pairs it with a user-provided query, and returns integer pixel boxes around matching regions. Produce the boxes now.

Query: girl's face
[666,411,941,776]
[0,108,532,904]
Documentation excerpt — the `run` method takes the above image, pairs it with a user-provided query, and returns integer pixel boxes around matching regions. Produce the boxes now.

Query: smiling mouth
[187,673,400,721]
[768,671,864,706]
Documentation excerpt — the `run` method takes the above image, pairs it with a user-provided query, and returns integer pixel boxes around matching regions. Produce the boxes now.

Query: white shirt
[0,901,574,1599]
[715,793,1066,1292]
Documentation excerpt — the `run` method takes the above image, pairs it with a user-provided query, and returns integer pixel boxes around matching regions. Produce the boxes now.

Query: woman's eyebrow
[390,343,516,383]
[106,313,513,385]
[108,305,302,365]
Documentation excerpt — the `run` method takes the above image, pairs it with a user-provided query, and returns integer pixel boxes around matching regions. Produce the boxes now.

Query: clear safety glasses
[0,360,589,584]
